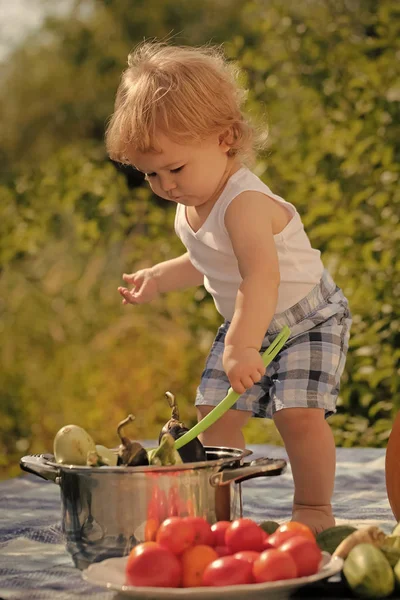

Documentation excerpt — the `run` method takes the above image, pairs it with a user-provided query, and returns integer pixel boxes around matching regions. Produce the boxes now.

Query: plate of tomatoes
[82,517,343,599]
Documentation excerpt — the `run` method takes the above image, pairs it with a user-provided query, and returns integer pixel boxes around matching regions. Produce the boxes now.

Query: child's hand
[223,346,265,394]
[118,268,159,305]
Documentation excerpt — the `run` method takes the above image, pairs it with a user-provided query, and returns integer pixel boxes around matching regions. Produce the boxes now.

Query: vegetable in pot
[117,414,149,466]
[53,424,96,465]
[148,433,183,466]
[86,445,119,467]
[95,445,118,466]
[159,392,207,463]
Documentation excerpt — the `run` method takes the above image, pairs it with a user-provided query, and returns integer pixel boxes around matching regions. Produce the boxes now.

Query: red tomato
[262,538,274,550]
[210,521,231,546]
[202,556,254,587]
[225,518,264,553]
[214,545,231,557]
[261,530,274,550]
[252,548,298,583]
[180,545,219,588]
[275,522,315,542]
[183,517,213,546]
[156,517,195,555]
[279,536,322,577]
[234,550,260,565]
[126,542,181,587]
[268,529,310,548]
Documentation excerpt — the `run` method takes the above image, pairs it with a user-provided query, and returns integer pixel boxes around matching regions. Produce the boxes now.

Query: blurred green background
[1,0,399,479]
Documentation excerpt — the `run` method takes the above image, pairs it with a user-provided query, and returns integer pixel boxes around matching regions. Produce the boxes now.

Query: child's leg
[273,406,336,534]
[197,406,252,449]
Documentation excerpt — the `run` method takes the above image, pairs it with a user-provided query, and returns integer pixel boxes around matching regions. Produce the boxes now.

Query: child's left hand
[223,346,265,394]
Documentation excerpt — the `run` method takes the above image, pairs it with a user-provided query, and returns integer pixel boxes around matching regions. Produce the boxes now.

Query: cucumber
[259,520,280,534]
[380,534,400,567]
[394,558,400,588]
[343,543,394,599]
[316,525,357,554]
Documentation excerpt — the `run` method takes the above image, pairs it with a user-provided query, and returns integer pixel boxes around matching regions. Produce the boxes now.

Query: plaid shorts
[195,270,352,419]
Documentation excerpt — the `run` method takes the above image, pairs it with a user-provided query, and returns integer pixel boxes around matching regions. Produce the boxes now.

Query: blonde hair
[105,42,265,164]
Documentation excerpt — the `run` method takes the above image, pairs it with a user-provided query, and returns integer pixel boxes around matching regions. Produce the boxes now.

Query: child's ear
[218,127,234,152]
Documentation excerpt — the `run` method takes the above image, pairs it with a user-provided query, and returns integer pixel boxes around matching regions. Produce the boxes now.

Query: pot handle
[210,457,287,487]
[20,454,60,483]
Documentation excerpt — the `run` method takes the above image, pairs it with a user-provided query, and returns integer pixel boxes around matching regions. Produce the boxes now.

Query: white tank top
[174,166,324,321]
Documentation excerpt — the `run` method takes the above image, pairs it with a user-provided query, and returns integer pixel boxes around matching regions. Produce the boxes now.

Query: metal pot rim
[43,446,253,474]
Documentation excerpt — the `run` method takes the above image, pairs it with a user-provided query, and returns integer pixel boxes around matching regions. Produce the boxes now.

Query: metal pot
[20,447,286,569]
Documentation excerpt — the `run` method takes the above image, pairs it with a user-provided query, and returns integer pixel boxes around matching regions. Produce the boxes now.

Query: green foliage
[224,0,400,446]
[0,0,251,174]
[0,0,399,478]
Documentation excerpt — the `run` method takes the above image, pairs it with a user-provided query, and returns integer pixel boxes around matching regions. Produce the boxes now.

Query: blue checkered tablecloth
[0,444,396,599]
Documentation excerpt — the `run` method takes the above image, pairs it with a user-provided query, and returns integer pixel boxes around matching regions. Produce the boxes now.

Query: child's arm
[223,191,281,393]
[118,252,204,305]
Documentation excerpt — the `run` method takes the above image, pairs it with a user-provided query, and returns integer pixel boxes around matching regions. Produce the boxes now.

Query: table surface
[0,444,397,600]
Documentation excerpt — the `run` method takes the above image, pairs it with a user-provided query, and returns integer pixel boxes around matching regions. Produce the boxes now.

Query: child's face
[127,132,232,207]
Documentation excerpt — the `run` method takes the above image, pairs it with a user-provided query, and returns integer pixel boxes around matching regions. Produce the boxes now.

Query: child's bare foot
[292,503,335,536]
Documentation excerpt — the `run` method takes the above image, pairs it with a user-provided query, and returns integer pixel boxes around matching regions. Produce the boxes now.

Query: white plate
[82,551,343,599]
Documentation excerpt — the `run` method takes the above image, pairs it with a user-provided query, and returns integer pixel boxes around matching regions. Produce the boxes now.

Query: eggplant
[54,424,96,465]
[159,392,207,463]
[117,414,149,466]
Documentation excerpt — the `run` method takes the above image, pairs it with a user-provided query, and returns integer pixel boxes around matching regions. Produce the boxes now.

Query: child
[106,42,352,534]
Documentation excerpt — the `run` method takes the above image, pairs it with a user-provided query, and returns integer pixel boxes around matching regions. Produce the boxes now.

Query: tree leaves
[0,0,399,476]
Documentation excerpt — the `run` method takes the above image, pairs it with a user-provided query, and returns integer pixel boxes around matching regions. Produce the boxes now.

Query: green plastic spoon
[174,325,291,451]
